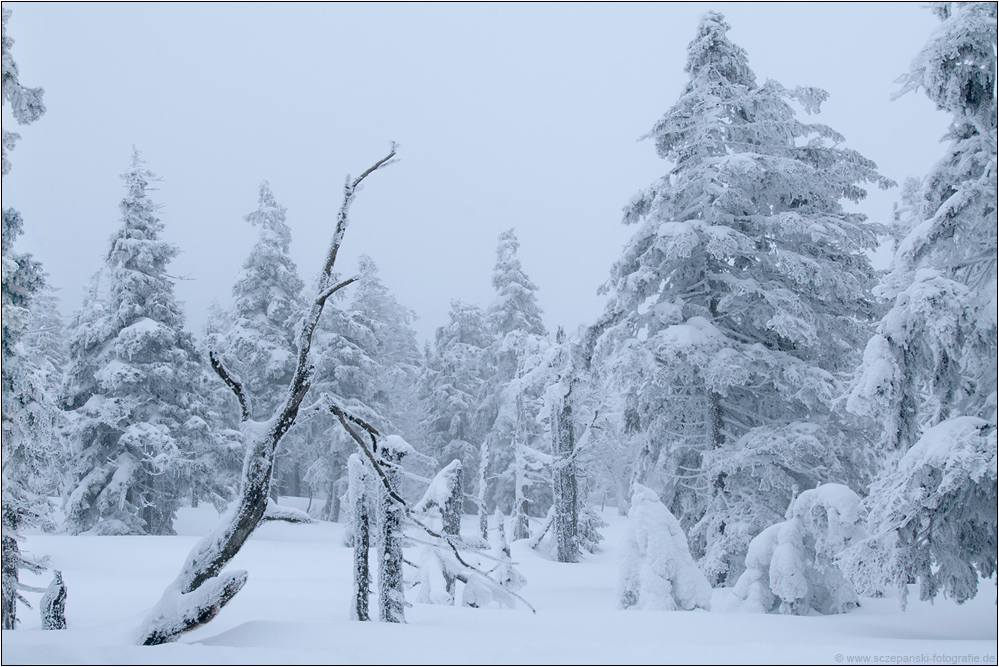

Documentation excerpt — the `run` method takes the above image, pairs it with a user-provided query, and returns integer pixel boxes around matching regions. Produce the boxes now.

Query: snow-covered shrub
[40,570,66,630]
[618,485,711,611]
[723,483,864,615]
[490,510,526,598]
[841,418,997,608]
[414,460,463,606]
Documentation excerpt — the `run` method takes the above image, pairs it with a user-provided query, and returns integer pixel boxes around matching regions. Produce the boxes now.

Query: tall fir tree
[478,229,549,531]
[62,151,236,535]
[845,1,997,606]
[592,11,893,583]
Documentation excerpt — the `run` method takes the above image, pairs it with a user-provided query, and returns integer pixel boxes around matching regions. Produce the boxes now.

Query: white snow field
[3,501,996,665]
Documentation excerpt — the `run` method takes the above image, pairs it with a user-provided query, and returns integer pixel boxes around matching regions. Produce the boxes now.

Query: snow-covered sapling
[618,485,712,611]
[724,483,865,615]
[491,510,526,598]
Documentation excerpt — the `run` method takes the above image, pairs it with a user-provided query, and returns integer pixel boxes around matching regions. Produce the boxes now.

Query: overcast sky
[3,3,950,345]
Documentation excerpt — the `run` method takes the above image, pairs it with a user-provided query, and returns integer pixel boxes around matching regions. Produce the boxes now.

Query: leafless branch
[208,351,250,421]
[329,399,536,614]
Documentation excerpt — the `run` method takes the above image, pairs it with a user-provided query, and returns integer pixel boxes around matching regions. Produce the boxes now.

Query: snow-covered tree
[219,182,305,420]
[346,453,371,620]
[618,484,712,611]
[414,459,464,605]
[377,435,411,623]
[486,229,546,340]
[418,301,492,509]
[591,11,892,583]
[297,255,420,516]
[39,570,66,630]
[724,484,864,615]
[61,151,236,536]
[1,6,45,177]
[549,327,580,563]
[843,419,996,608]
[478,229,550,536]
[2,9,53,629]
[845,2,997,606]
[1,208,54,630]
[139,146,400,644]
[213,182,306,500]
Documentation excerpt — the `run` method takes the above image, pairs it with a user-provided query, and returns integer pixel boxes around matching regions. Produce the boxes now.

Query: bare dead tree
[138,145,398,646]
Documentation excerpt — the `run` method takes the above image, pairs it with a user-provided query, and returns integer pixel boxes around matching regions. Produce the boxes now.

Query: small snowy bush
[618,485,711,611]
[724,483,864,615]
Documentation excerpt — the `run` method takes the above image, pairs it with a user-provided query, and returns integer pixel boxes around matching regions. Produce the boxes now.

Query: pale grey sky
[3,3,949,344]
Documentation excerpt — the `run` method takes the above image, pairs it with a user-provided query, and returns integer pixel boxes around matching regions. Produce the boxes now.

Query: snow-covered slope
[3,502,995,665]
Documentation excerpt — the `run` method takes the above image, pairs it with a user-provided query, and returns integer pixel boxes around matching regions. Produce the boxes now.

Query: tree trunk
[347,454,370,621]
[378,443,407,623]
[442,460,462,598]
[552,378,579,564]
[513,442,530,541]
[137,145,398,645]
[477,441,489,541]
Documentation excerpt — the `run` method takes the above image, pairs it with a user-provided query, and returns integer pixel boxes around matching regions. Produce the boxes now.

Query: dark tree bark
[551,328,579,564]
[137,145,398,645]
[347,454,370,622]
[377,441,407,624]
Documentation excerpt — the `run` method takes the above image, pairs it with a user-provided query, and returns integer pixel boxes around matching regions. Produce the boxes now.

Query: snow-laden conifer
[220,182,305,420]
[62,151,236,535]
[414,459,464,605]
[418,301,492,512]
[591,11,891,582]
[843,418,996,608]
[1,7,45,176]
[478,229,550,535]
[845,2,997,606]
[1,13,55,628]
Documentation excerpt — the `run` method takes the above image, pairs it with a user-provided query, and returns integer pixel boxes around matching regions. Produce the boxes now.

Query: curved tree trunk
[137,146,398,645]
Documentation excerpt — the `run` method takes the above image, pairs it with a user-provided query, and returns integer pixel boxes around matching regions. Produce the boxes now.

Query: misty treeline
[2,4,995,637]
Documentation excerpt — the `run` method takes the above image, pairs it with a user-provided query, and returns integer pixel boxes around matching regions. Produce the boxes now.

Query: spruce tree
[62,151,233,535]
[845,1,997,606]
[418,300,492,509]
[479,229,549,533]
[593,11,892,583]
[2,7,53,629]
[219,182,305,420]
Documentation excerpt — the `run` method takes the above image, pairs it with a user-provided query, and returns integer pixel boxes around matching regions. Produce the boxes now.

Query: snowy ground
[3,501,996,665]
